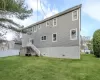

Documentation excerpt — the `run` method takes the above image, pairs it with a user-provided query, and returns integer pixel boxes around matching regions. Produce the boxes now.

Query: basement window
[41,36,47,41]
[70,28,77,40]
[52,33,57,42]
[72,10,78,21]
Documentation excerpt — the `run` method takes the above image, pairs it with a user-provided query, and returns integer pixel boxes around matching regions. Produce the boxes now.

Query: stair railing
[27,42,40,56]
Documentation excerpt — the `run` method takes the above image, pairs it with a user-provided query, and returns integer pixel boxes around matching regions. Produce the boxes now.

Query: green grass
[0,54,100,80]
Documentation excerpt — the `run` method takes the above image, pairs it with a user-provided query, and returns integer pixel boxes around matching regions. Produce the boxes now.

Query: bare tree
[0,0,32,40]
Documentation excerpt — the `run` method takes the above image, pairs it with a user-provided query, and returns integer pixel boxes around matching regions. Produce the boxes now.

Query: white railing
[27,43,40,56]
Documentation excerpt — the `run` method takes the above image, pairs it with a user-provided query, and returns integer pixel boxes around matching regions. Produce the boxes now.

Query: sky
[6,0,100,40]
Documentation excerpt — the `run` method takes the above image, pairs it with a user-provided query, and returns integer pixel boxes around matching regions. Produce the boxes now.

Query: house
[0,40,21,57]
[80,36,91,54]
[20,4,82,59]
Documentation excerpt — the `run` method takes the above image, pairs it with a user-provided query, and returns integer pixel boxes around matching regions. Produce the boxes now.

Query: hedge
[93,29,100,57]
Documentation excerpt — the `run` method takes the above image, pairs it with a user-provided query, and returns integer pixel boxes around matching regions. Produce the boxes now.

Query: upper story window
[41,36,47,41]
[72,10,78,21]
[32,27,34,32]
[34,26,37,32]
[52,33,57,42]
[53,18,57,26]
[38,24,41,29]
[70,28,77,40]
[32,27,35,32]
[46,21,49,27]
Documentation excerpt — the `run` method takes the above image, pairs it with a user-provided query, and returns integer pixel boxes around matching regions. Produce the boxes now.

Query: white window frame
[33,26,34,32]
[52,33,57,42]
[34,26,37,32]
[32,27,35,32]
[72,10,78,21]
[32,27,34,32]
[41,36,47,41]
[38,24,41,29]
[46,21,49,27]
[70,28,77,40]
[53,18,57,27]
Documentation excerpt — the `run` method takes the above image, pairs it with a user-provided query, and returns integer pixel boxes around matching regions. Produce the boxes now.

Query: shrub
[93,29,100,57]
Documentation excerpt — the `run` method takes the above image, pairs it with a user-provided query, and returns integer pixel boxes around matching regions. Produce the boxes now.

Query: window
[70,28,77,40]
[29,39,34,44]
[38,25,41,29]
[30,28,32,31]
[46,21,49,27]
[53,18,57,26]
[41,36,47,41]
[72,10,78,21]
[32,27,34,32]
[52,33,57,42]
[32,27,35,32]
[34,26,37,32]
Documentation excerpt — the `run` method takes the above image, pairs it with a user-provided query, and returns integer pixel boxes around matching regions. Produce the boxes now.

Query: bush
[93,29,100,57]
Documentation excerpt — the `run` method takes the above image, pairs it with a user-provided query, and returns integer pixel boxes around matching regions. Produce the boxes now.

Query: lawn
[0,54,100,80]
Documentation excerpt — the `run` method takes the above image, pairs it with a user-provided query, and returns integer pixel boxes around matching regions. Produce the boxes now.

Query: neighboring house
[0,40,21,57]
[80,36,91,54]
[0,40,14,50]
[0,40,21,50]
[20,4,82,59]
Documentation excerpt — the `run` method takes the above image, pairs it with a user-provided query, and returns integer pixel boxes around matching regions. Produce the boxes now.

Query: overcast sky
[6,0,100,40]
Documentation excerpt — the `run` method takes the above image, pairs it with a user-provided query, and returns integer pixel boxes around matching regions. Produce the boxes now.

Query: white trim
[52,33,57,42]
[72,10,78,21]
[41,36,47,41]
[34,26,37,32]
[70,28,77,40]
[46,21,49,27]
[79,8,81,56]
[32,27,34,32]
[53,18,57,27]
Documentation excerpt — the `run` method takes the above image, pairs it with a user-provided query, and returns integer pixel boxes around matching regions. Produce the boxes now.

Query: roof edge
[23,4,82,30]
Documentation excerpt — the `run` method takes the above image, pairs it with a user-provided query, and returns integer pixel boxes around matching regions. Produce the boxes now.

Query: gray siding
[22,8,80,48]
[39,46,80,59]
[22,33,31,47]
